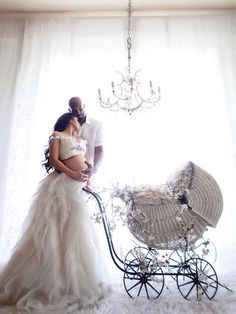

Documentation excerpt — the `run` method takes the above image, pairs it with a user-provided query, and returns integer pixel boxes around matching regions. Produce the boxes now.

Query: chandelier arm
[129,103,144,114]
[115,71,125,85]
[99,98,123,107]
[135,87,161,104]
[99,101,117,108]
[99,94,130,107]
[132,69,141,83]
[111,93,131,101]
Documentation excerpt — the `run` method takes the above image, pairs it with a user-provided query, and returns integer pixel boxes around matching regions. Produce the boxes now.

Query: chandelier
[98,0,161,115]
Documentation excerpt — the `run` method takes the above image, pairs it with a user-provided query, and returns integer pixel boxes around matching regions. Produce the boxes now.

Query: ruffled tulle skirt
[0,171,109,312]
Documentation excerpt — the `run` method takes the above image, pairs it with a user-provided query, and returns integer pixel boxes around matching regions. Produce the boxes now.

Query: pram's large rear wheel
[191,239,217,265]
[123,247,165,299]
[177,257,218,300]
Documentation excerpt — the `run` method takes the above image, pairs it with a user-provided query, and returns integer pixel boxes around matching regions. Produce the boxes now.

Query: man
[68,96,104,183]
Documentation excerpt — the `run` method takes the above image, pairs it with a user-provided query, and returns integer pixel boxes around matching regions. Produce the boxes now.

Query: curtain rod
[0,9,236,18]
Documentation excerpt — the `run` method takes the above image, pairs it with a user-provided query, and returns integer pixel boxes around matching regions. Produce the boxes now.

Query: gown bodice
[49,135,87,160]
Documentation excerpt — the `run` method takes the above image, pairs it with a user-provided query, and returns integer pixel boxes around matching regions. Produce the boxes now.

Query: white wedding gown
[0,171,109,312]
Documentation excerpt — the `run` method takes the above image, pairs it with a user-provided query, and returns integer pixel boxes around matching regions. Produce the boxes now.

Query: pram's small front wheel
[177,257,218,300]
[168,249,185,280]
[123,247,165,299]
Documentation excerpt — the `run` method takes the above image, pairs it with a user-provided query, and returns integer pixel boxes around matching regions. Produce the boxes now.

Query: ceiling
[0,0,236,13]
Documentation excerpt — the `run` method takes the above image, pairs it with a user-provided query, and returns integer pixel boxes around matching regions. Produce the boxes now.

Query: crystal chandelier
[98,0,161,115]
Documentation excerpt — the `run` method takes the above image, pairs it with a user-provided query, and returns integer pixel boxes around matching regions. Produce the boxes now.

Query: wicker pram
[84,161,226,301]
[125,161,223,249]
[84,161,225,301]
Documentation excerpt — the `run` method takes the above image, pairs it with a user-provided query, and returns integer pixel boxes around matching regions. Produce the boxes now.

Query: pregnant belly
[63,155,87,172]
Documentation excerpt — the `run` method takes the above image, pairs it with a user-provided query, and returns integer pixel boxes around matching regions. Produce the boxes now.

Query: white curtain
[0,14,236,274]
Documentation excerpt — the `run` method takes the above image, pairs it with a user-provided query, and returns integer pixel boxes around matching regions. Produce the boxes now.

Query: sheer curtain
[0,13,235,274]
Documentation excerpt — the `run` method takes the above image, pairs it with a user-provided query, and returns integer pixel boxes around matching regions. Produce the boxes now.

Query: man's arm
[93,121,104,175]
[93,145,104,175]
[83,145,103,178]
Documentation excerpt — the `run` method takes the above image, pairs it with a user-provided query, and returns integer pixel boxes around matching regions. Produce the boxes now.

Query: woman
[43,112,91,186]
[0,113,108,312]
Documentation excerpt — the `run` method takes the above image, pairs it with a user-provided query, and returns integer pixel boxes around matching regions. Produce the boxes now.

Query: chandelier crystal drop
[98,0,161,115]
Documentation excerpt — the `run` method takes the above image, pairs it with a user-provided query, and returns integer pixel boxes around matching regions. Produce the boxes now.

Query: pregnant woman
[0,112,107,312]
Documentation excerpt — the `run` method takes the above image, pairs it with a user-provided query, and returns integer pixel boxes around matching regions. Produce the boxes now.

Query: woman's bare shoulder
[49,131,61,144]
[51,131,61,137]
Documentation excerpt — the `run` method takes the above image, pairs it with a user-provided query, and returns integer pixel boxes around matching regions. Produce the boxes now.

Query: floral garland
[90,183,216,269]
[90,163,209,250]
[91,184,197,249]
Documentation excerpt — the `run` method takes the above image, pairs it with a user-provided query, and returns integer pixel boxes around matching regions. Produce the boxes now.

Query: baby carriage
[85,161,223,301]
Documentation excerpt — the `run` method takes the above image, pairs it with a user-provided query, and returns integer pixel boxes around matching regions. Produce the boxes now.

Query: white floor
[0,272,235,314]
[87,273,235,314]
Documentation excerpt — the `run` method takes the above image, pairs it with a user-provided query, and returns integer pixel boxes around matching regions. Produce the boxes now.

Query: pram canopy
[122,161,223,249]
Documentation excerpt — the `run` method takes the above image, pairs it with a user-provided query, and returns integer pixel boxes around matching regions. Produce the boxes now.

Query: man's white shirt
[78,117,103,166]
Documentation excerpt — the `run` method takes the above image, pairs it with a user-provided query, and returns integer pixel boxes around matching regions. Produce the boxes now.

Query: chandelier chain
[127,0,132,74]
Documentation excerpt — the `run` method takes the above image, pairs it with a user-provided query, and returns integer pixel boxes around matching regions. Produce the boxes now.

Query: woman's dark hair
[42,113,76,173]
[53,112,75,132]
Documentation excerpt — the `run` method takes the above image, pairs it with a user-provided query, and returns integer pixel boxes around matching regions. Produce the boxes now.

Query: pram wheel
[168,249,185,280]
[123,247,165,299]
[177,257,218,300]
[190,239,217,265]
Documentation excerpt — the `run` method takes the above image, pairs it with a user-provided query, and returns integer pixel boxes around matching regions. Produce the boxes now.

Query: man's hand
[82,161,93,178]
[72,170,89,182]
